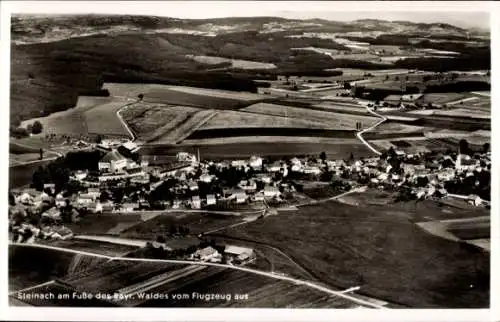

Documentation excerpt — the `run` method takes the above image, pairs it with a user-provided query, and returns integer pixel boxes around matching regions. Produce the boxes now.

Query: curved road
[9,242,385,309]
[355,101,388,156]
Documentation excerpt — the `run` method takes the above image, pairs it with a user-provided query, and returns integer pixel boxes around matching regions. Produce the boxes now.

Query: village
[9,134,491,265]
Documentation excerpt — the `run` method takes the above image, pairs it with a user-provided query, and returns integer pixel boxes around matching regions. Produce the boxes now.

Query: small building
[231,160,248,168]
[249,156,263,169]
[192,196,201,209]
[255,174,272,184]
[73,170,88,181]
[188,181,199,191]
[224,245,255,264]
[51,226,73,240]
[206,194,216,206]
[263,186,281,198]
[43,183,56,194]
[238,180,257,193]
[192,246,221,262]
[303,166,321,175]
[120,203,138,213]
[199,174,214,183]
[121,141,139,153]
[41,207,61,221]
[177,152,197,163]
[266,162,282,172]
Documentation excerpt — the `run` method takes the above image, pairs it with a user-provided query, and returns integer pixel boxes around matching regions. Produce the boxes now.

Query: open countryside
[9,11,490,309]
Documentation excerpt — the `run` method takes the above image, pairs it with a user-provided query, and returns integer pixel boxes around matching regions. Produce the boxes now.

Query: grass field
[120,212,245,239]
[200,110,327,130]
[143,140,375,160]
[68,214,144,235]
[150,110,218,144]
[242,103,378,130]
[84,99,133,137]
[9,245,109,291]
[120,102,204,142]
[18,96,130,138]
[216,199,489,308]
[46,239,138,257]
[187,55,277,69]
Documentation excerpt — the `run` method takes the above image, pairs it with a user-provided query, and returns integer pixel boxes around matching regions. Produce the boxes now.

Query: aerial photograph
[7,2,491,309]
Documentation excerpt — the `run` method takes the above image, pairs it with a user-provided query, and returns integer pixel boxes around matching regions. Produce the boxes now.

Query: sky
[4,1,491,30]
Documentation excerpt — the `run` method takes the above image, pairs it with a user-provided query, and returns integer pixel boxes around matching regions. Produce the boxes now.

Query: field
[241,103,378,129]
[84,99,133,137]
[150,110,218,144]
[8,244,109,291]
[215,198,490,308]
[46,239,138,257]
[142,140,375,160]
[68,214,144,235]
[120,212,246,239]
[17,96,130,138]
[186,55,277,69]
[104,83,266,109]
[120,102,216,143]
[9,158,54,189]
[369,136,486,154]
[199,110,327,130]
[423,93,470,105]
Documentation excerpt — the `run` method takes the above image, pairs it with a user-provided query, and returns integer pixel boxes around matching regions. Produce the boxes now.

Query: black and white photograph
[1,0,495,318]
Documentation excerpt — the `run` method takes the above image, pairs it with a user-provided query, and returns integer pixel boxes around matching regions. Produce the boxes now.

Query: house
[188,181,199,191]
[120,203,137,213]
[263,186,281,198]
[199,174,214,183]
[266,162,282,172]
[255,174,272,184]
[191,196,201,209]
[55,193,67,208]
[43,183,55,194]
[253,192,265,201]
[77,193,94,205]
[17,192,34,205]
[303,166,321,175]
[131,174,151,185]
[231,160,247,168]
[238,180,257,193]
[51,226,73,240]
[206,194,216,206]
[41,207,61,221]
[99,150,128,173]
[224,245,255,264]
[121,141,139,153]
[456,154,476,171]
[193,246,221,262]
[249,156,263,169]
[126,167,146,178]
[172,200,181,209]
[223,189,247,203]
[87,188,101,199]
[177,152,197,163]
[72,170,88,181]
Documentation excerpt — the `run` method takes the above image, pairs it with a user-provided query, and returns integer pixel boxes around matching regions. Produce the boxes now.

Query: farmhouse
[223,189,247,203]
[303,166,321,175]
[224,245,255,264]
[193,246,221,262]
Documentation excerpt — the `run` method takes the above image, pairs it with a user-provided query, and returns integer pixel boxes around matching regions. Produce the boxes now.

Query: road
[295,186,366,208]
[116,99,139,142]
[355,102,388,156]
[9,242,385,309]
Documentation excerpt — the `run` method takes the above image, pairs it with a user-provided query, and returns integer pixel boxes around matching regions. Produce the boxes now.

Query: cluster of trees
[31,150,102,191]
[9,121,43,138]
